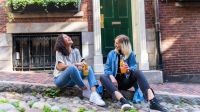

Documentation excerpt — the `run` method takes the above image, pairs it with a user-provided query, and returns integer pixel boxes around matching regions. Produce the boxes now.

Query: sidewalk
[0,71,200,105]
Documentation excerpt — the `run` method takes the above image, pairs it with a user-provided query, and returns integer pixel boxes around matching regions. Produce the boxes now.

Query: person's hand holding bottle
[81,59,89,76]
[120,60,129,74]
[123,62,130,74]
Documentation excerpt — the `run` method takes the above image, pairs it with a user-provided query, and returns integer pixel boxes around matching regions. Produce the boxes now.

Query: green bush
[8,0,81,10]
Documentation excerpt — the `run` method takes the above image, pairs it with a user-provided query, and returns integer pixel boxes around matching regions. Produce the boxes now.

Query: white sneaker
[82,88,91,99]
[89,92,105,106]
[121,103,133,111]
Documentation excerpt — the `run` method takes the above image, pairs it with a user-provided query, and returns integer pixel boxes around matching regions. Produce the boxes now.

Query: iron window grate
[13,32,82,71]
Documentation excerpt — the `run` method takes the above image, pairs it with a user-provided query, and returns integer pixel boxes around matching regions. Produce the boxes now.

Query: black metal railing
[13,33,81,71]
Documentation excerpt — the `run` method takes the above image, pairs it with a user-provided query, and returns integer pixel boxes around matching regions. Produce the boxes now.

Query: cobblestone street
[0,71,200,112]
[0,92,200,112]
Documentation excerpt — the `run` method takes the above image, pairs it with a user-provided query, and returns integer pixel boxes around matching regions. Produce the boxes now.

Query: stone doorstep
[143,70,163,84]
[95,70,163,84]
[0,81,200,105]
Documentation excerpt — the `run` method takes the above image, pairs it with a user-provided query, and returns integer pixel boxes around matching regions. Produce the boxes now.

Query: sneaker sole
[121,105,133,111]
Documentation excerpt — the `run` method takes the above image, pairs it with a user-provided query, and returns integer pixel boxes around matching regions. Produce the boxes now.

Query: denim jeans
[54,65,98,89]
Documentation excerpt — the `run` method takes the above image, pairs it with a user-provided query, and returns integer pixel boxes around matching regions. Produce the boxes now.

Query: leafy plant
[78,107,87,112]
[128,108,138,112]
[44,88,61,98]
[3,0,81,22]
[0,110,6,112]
[11,101,20,108]
[0,99,9,104]
[52,110,59,112]
[3,1,15,22]
[17,107,25,112]
[8,0,80,11]
[32,91,37,96]
[43,105,51,112]
[62,108,70,112]
[78,107,96,112]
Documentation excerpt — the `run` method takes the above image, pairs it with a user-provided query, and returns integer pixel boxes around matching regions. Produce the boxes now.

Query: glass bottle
[81,59,89,76]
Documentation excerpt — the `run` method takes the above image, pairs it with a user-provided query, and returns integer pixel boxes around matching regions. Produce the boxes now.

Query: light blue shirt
[104,50,138,77]
[53,48,82,77]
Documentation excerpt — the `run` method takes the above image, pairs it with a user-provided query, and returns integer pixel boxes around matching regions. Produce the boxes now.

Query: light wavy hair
[115,35,132,59]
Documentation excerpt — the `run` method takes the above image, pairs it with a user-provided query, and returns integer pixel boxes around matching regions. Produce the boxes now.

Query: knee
[67,65,78,71]
[133,70,144,77]
[100,75,108,82]
[134,70,142,74]
[88,66,93,72]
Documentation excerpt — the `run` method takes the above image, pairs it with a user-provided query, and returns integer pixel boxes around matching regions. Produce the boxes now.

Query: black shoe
[150,98,168,112]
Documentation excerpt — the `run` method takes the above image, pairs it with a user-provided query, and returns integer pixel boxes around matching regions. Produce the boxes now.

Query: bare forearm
[56,63,73,71]
[57,62,84,71]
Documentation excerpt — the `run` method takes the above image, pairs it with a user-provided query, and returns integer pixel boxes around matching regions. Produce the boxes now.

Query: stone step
[0,81,200,105]
[95,70,163,84]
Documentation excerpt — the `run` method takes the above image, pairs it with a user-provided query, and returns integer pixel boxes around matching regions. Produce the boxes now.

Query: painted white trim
[131,0,149,70]
[7,22,88,33]
[92,0,104,74]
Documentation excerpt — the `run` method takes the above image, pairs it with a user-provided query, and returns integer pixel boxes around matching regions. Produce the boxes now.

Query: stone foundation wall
[0,33,12,71]
[146,29,157,69]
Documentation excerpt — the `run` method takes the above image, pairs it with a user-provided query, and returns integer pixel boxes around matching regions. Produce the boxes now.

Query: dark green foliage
[8,0,80,10]
[44,88,61,98]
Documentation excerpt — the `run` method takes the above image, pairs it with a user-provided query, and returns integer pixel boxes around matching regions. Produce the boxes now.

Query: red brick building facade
[145,0,200,82]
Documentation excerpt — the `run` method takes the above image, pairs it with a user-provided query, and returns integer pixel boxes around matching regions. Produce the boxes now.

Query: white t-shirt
[53,48,82,77]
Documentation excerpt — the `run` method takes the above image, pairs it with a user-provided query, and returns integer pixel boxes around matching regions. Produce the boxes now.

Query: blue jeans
[54,65,98,89]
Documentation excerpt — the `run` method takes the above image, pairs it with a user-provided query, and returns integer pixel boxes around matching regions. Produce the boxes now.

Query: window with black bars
[13,33,82,71]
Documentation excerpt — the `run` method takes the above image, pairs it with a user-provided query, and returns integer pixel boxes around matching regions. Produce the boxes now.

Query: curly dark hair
[54,34,73,56]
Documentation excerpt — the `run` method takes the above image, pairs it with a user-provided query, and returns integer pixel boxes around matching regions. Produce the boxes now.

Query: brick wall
[0,0,93,33]
[145,0,155,29]
[160,1,200,75]
[145,0,200,75]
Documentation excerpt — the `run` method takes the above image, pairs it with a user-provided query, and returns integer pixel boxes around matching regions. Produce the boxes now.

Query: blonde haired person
[100,35,167,111]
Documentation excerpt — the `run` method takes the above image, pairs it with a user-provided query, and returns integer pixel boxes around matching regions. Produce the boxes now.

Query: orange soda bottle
[120,56,127,74]
[82,60,89,76]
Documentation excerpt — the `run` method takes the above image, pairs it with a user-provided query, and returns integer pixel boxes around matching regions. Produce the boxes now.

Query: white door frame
[92,0,150,73]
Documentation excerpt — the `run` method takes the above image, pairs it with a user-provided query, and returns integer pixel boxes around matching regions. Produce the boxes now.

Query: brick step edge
[0,81,200,105]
